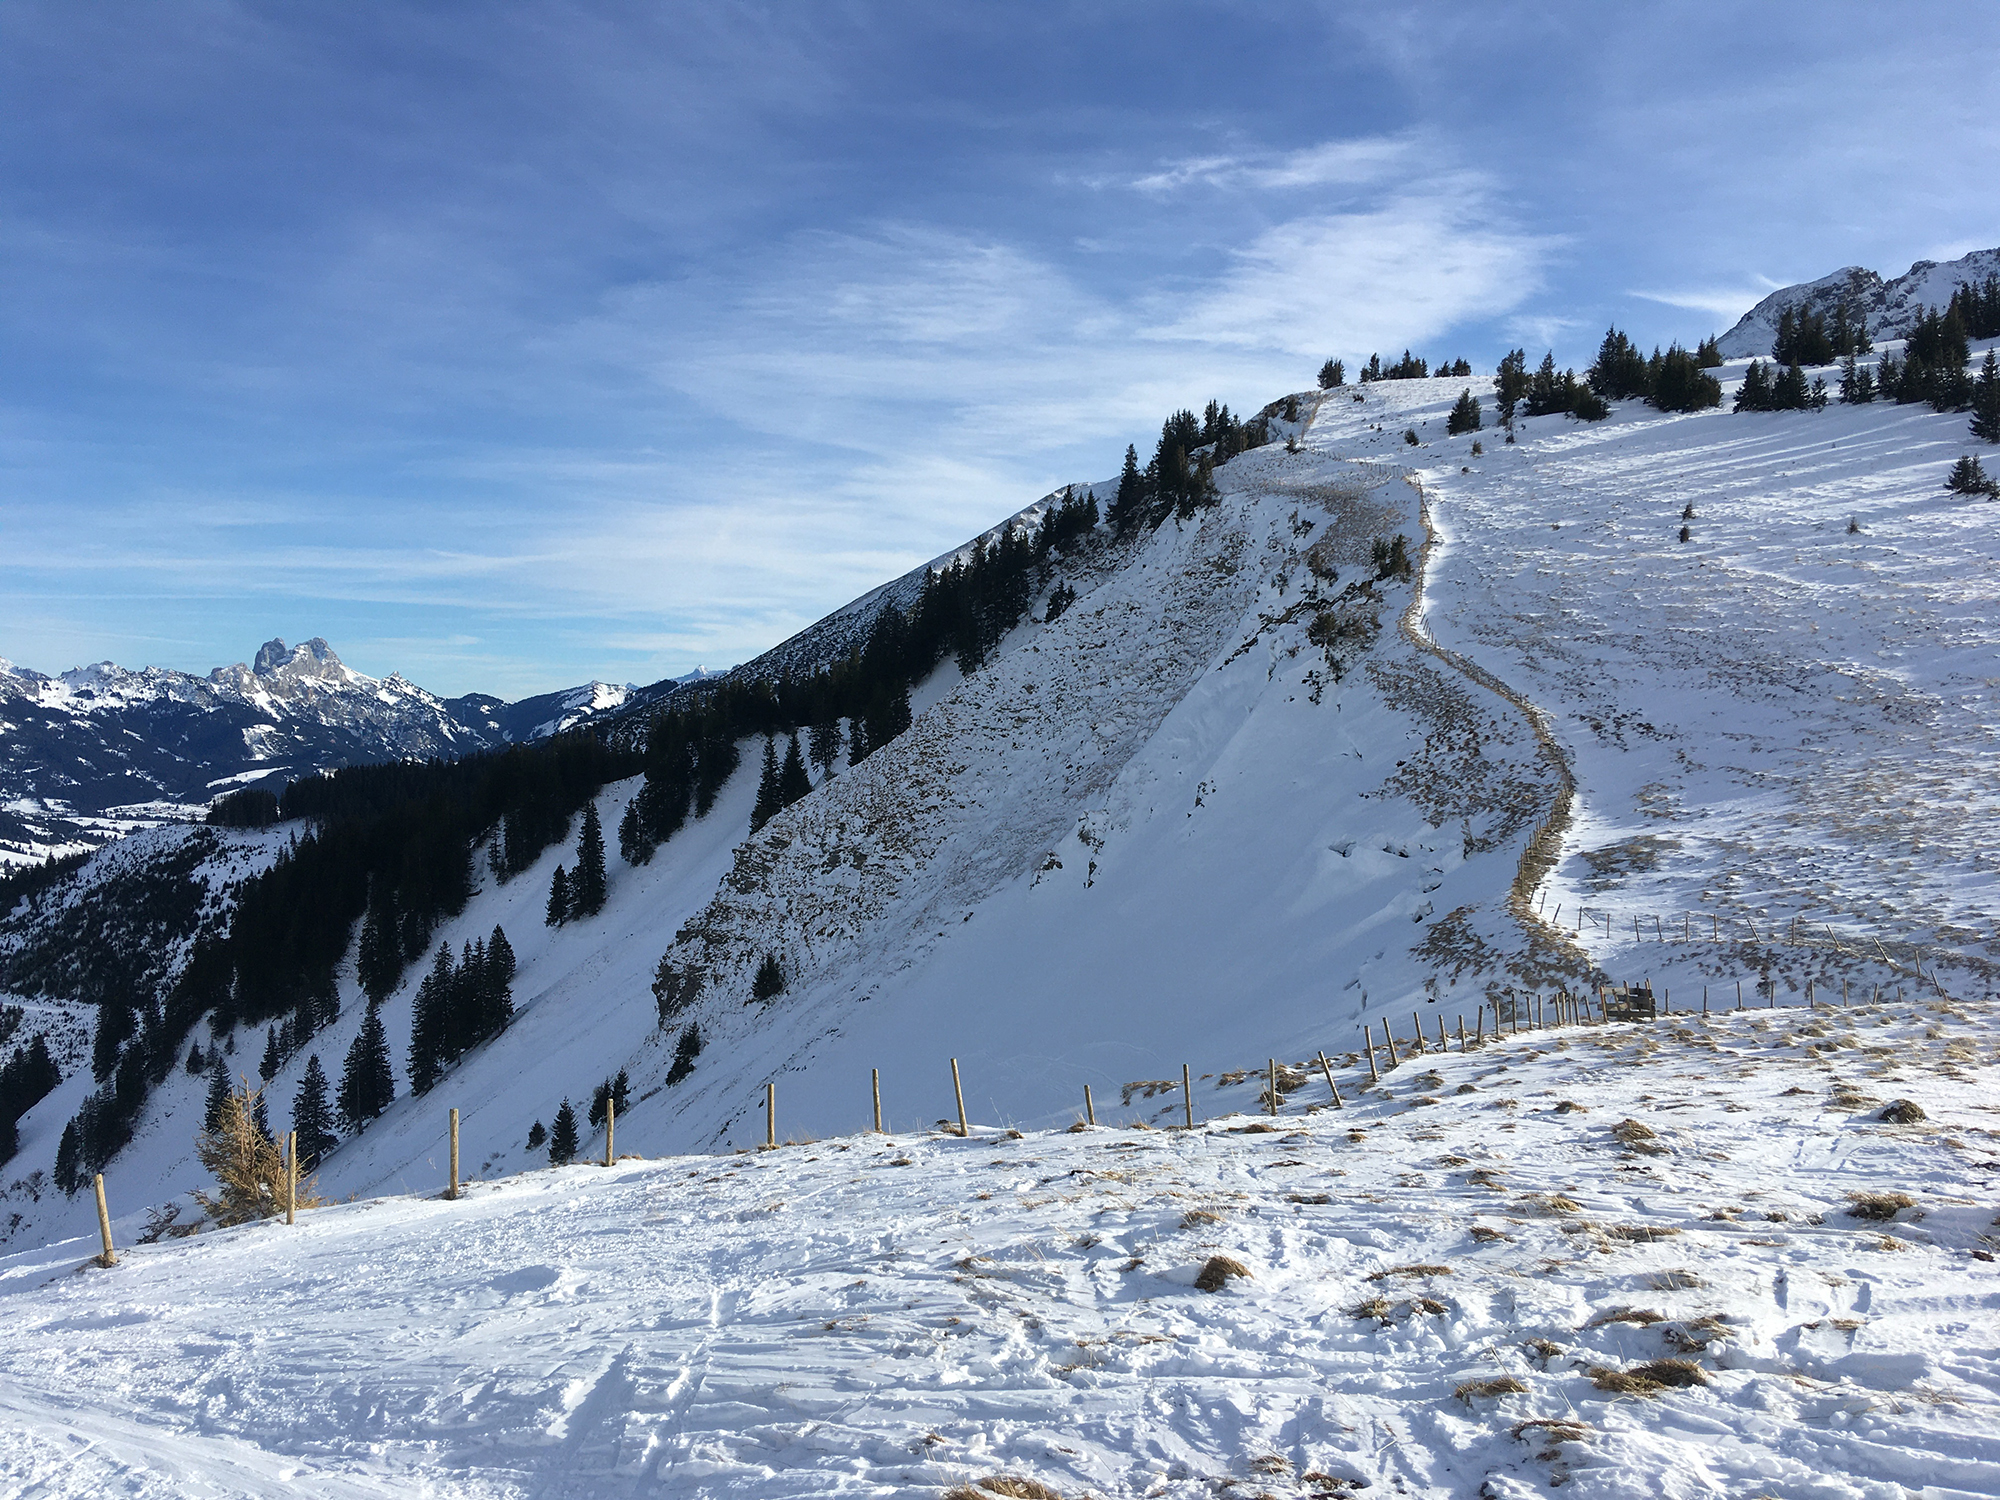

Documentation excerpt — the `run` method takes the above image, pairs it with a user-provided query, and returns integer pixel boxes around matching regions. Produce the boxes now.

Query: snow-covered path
[5,999,1995,1498]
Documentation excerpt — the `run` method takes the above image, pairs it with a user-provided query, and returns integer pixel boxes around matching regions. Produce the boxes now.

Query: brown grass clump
[1437,1154,1471,1167]
[1588,1358,1707,1395]
[1248,1455,1293,1476]
[1586,1307,1665,1328]
[1411,1296,1449,1315]
[1466,1167,1507,1190]
[1300,1473,1364,1492]
[1286,1192,1333,1205]
[1065,1121,1091,1133]
[1512,1418,1589,1445]
[1605,1224,1681,1243]
[1195,1254,1252,1292]
[1455,1377,1528,1400]
[1524,1338,1565,1366]
[1611,1117,1656,1142]
[1521,1192,1583,1216]
[1366,1263,1452,1282]
[1880,1099,1928,1124]
[944,1477,1064,1500]
[1348,1295,1395,1322]
[1661,1316,1732,1352]
[1469,1225,1512,1243]
[1554,1100,1588,1114]
[1643,1269,1705,1291]
[1182,1208,1225,1229]
[1847,1191,1916,1221]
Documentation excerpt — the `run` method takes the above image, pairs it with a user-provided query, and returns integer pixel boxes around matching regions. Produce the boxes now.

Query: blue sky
[3,2,1993,698]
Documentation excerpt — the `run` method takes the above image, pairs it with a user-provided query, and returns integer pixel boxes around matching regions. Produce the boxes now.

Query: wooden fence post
[873,1068,883,1133]
[1457,1016,1466,1051]
[1411,1012,1426,1055]
[1385,1025,1402,1066]
[1182,1063,1194,1129]
[1436,1015,1447,1052]
[766,1082,776,1148]
[448,1108,460,1200]
[1736,980,1743,1010]
[286,1132,297,1225]
[1316,1052,1342,1108]
[1363,1024,1380,1082]
[93,1174,116,1268]
[605,1095,615,1167]
[1084,1084,1096,1126]
[1267,1059,1279,1117]
[1474,1010,1484,1044]
[951,1058,968,1137]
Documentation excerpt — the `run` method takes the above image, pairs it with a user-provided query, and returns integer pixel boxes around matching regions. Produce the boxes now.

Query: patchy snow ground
[3,998,1995,1499]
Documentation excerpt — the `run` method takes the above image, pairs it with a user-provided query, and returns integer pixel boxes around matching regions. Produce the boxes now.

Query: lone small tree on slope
[1446,388,1481,434]
[548,1099,579,1165]
[569,802,607,919]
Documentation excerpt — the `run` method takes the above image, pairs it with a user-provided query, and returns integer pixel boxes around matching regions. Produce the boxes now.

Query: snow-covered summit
[1716,245,2000,356]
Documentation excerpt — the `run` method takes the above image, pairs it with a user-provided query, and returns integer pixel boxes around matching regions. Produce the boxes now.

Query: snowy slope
[3,997,1995,1498]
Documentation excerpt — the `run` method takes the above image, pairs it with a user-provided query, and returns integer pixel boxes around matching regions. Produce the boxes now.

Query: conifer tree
[666,1022,703,1086]
[203,1060,232,1133]
[1944,454,1998,497]
[407,943,452,1094]
[357,879,402,1003]
[749,737,781,833]
[1695,336,1723,368]
[1646,345,1721,412]
[1109,444,1146,535]
[291,1054,337,1171]
[1970,351,2000,444]
[1317,358,1345,389]
[545,864,570,927]
[1839,355,1876,405]
[751,953,786,1002]
[337,1001,393,1132]
[1734,360,1774,412]
[778,732,812,808]
[185,1042,205,1074]
[259,1025,282,1083]
[484,925,517,1037]
[91,997,134,1084]
[548,1099,579,1165]
[527,1119,546,1150]
[570,801,607,919]
[1493,349,1529,425]
[807,716,842,778]
[1446,388,1481,434]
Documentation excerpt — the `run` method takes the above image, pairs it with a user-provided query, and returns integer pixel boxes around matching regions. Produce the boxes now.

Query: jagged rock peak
[250,637,345,678]
[1716,246,2000,358]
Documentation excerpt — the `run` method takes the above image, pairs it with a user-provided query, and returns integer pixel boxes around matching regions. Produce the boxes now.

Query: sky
[2,2,1994,699]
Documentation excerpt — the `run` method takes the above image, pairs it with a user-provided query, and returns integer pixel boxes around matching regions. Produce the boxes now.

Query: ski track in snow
[3,1002,1996,1498]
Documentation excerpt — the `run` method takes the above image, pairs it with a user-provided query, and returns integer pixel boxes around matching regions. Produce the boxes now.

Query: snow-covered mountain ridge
[0,636,658,866]
[1716,245,2000,357]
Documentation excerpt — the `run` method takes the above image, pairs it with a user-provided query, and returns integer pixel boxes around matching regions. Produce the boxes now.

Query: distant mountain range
[0,637,711,864]
[1716,245,2000,357]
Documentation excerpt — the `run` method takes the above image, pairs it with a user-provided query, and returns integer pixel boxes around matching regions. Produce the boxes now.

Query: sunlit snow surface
[3,1003,1996,1497]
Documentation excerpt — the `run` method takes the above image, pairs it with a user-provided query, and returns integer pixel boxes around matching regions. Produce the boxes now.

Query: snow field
[3,999,1995,1498]
[1303,350,2000,1006]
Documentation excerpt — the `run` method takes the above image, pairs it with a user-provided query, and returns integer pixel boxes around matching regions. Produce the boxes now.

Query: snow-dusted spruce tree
[203,1060,231,1132]
[749,736,781,833]
[751,954,786,1002]
[527,1119,546,1150]
[544,864,569,927]
[548,1100,579,1166]
[337,1001,393,1132]
[1446,389,1481,434]
[291,1054,338,1171]
[666,1022,702,1086]
[1944,454,1998,498]
[1971,351,2000,444]
[807,716,841,779]
[1318,357,1345,389]
[569,802,606,918]
[778,732,811,807]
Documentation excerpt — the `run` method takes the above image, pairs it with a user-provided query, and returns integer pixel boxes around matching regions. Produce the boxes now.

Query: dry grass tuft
[1605,1224,1682,1243]
[1588,1358,1708,1395]
[1643,1269,1705,1291]
[1437,1154,1471,1167]
[1455,1377,1528,1400]
[1661,1316,1732,1352]
[1611,1117,1656,1142]
[1411,1296,1449,1315]
[1347,1294,1395,1322]
[1286,1192,1333,1205]
[1520,1192,1583,1216]
[1879,1099,1928,1124]
[1511,1418,1589,1444]
[1469,1225,1512,1243]
[1366,1263,1452,1282]
[1195,1254,1252,1292]
[1466,1167,1507,1190]
[1065,1121,1091,1133]
[1846,1191,1916,1221]
[1182,1208,1225,1229]
[1456,1082,1478,1094]
[1300,1473,1364,1492]
[1524,1338,1565,1366]
[1248,1455,1293,1476]
[1587,1306,1666,1328]
[1554,1100,1588,1114]
[944,1476,1064,1500]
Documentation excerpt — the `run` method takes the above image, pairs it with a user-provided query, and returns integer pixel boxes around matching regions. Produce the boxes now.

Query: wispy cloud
[1130,135,1422,195]
[1628,285,1773,323]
